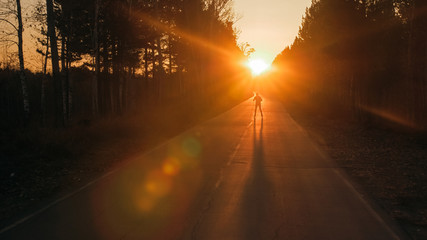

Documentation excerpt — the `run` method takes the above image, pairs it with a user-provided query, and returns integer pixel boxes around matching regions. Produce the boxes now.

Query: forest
[273,0,427,130]
[0,0,251,128]
[1,1,427,238]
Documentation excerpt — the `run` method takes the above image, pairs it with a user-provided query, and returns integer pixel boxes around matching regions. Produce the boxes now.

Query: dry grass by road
[286,104,427,240]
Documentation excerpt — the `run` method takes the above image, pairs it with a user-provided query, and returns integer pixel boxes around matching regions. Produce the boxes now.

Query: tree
[15,0,29,121]
[273,0,427,129]
[407,0,427,123]
[92,0,99,116]
[46,0,63,127]
[0,0,30,122]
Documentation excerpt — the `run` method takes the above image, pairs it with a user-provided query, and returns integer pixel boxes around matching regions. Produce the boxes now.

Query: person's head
[255,92,259,96]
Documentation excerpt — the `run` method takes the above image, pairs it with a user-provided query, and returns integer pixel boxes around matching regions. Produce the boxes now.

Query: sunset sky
[3,0,313,71]
[233,0,312,64]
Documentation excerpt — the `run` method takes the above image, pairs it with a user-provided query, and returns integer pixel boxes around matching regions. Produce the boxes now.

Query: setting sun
[248,59,270,76]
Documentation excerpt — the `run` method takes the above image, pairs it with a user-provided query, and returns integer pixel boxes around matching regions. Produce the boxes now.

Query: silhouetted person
[253,92,263,118]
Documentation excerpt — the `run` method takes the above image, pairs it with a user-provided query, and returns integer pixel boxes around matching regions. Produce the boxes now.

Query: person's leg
[254,104,258,117]
[260,104,263,117]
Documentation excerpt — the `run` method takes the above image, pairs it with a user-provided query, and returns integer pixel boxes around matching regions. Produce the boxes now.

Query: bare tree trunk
[409,0,427,125]
[61,35,68,125]
[151,45,156,103]
[119,71,124,113]
[67,42,72,122]
[425,40,427,126]
[144,46,149,103]
[92,0,100,116]
[156,38,164,103]
[41,35,49,126]
[111,40,118,115]
[117,39,124,114]
[102,41,110,114]
[169,36,173,74]
[16,0,29,122]
[406,1,416,123]
[118,50,124,114]
[46,0,63,127]
[122,0,133,113]
[144,46,148,81]
[419,0,427,126]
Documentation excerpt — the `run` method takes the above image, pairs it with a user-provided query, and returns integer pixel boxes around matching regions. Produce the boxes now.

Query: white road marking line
[216,121,252,188]
[0,138,176,234]
[0,170,116,234]
[1,111,253,235]
[334,169,403,240]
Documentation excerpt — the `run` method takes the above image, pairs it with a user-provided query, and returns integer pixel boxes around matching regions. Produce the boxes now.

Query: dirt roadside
[286,105,427,240]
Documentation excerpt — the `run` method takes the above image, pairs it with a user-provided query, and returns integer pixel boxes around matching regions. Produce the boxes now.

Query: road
[0,98,408,240]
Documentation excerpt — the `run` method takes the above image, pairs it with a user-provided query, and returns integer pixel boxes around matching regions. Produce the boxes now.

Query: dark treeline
[0,0,250,128]
[273,0,427,130]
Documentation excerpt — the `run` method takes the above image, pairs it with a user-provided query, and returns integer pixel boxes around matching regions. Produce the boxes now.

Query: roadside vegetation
[271,0,427,238]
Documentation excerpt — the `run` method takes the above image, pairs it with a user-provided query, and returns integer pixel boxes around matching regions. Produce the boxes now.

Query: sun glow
[248,59,270,76]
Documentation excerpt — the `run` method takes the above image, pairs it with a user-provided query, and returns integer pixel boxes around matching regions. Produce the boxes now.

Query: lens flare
[182,137,202,158]
[248,59,269,76]
[162,157,181,176]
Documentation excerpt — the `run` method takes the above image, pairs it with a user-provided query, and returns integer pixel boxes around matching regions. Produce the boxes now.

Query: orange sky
[233,0,312,64]
[0,0,43,71]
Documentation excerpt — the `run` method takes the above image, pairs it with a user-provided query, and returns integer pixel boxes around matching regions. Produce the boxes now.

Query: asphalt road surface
[0,98,409,240]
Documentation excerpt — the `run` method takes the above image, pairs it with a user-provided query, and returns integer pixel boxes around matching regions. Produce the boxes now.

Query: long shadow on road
[241,118,273,239]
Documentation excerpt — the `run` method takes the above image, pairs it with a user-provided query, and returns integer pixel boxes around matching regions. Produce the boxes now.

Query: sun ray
[247,58,269,76]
